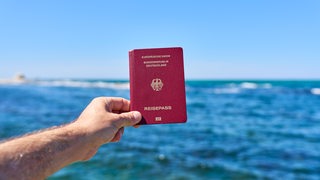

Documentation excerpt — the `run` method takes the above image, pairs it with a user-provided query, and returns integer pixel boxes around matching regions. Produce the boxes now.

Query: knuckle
[121,113,134,121]
[91,97,103,103]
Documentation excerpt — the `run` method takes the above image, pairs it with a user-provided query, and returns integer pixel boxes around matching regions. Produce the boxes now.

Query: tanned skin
[0,97,142,180]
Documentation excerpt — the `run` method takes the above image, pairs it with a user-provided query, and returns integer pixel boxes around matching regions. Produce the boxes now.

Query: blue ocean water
[1,80,320,179]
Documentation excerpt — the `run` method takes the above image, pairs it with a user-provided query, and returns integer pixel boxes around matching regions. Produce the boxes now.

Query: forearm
[0,123,91,180]
[0,97,141,180]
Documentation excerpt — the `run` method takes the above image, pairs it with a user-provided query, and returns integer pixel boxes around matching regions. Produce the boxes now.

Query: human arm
[0,97,141,180]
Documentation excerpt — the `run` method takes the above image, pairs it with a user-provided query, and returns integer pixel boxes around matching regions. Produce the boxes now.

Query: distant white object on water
[0,73,27,84]
[14,73,26,82]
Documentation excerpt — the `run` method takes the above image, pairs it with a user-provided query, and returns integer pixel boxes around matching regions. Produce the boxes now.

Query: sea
[0,79,320,180]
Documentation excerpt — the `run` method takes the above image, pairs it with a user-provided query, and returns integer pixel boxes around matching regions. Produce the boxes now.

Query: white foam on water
[311,88,320,95]
[240,82,258,89]
[212,87,240,94]
[36,80,129,90]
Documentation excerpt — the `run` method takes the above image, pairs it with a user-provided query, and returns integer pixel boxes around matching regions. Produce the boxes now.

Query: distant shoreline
[1,78,320,83]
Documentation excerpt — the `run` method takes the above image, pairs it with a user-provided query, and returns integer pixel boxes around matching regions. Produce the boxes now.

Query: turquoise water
[1,80,320,179]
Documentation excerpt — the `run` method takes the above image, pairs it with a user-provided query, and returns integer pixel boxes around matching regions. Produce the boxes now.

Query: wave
[210,82,273,94]
[239,82,272,89]
[212,87,240,94]
[311,88,320,95]
[240,82,258,89]
[210,84,320,96]
[36,80,130,89]
[0,79,130,90]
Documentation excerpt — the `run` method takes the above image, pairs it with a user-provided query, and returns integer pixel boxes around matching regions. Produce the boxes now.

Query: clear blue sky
[0,0,319,79]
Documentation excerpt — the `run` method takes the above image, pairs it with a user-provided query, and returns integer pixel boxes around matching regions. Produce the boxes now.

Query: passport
[129,47,187,125]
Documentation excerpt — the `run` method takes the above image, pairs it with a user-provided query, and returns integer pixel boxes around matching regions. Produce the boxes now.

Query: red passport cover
[129,47,187,125]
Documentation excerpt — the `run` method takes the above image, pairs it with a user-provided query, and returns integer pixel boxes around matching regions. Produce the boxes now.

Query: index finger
[105,97,130,112]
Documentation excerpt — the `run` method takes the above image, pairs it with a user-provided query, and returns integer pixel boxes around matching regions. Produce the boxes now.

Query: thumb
[115,111,142,127]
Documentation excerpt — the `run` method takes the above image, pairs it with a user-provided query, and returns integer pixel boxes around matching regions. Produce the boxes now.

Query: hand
[71,97,141,160]
[0,97,141,179]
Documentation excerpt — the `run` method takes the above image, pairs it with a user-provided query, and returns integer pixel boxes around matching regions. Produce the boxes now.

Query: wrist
[64,122,99,161]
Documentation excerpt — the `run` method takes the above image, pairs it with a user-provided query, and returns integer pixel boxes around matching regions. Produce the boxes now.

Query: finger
[112,110,120,114]
[111,127,124,142]
[105,97,130,112]
[114,111,142,127]
[133,125,140,128]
